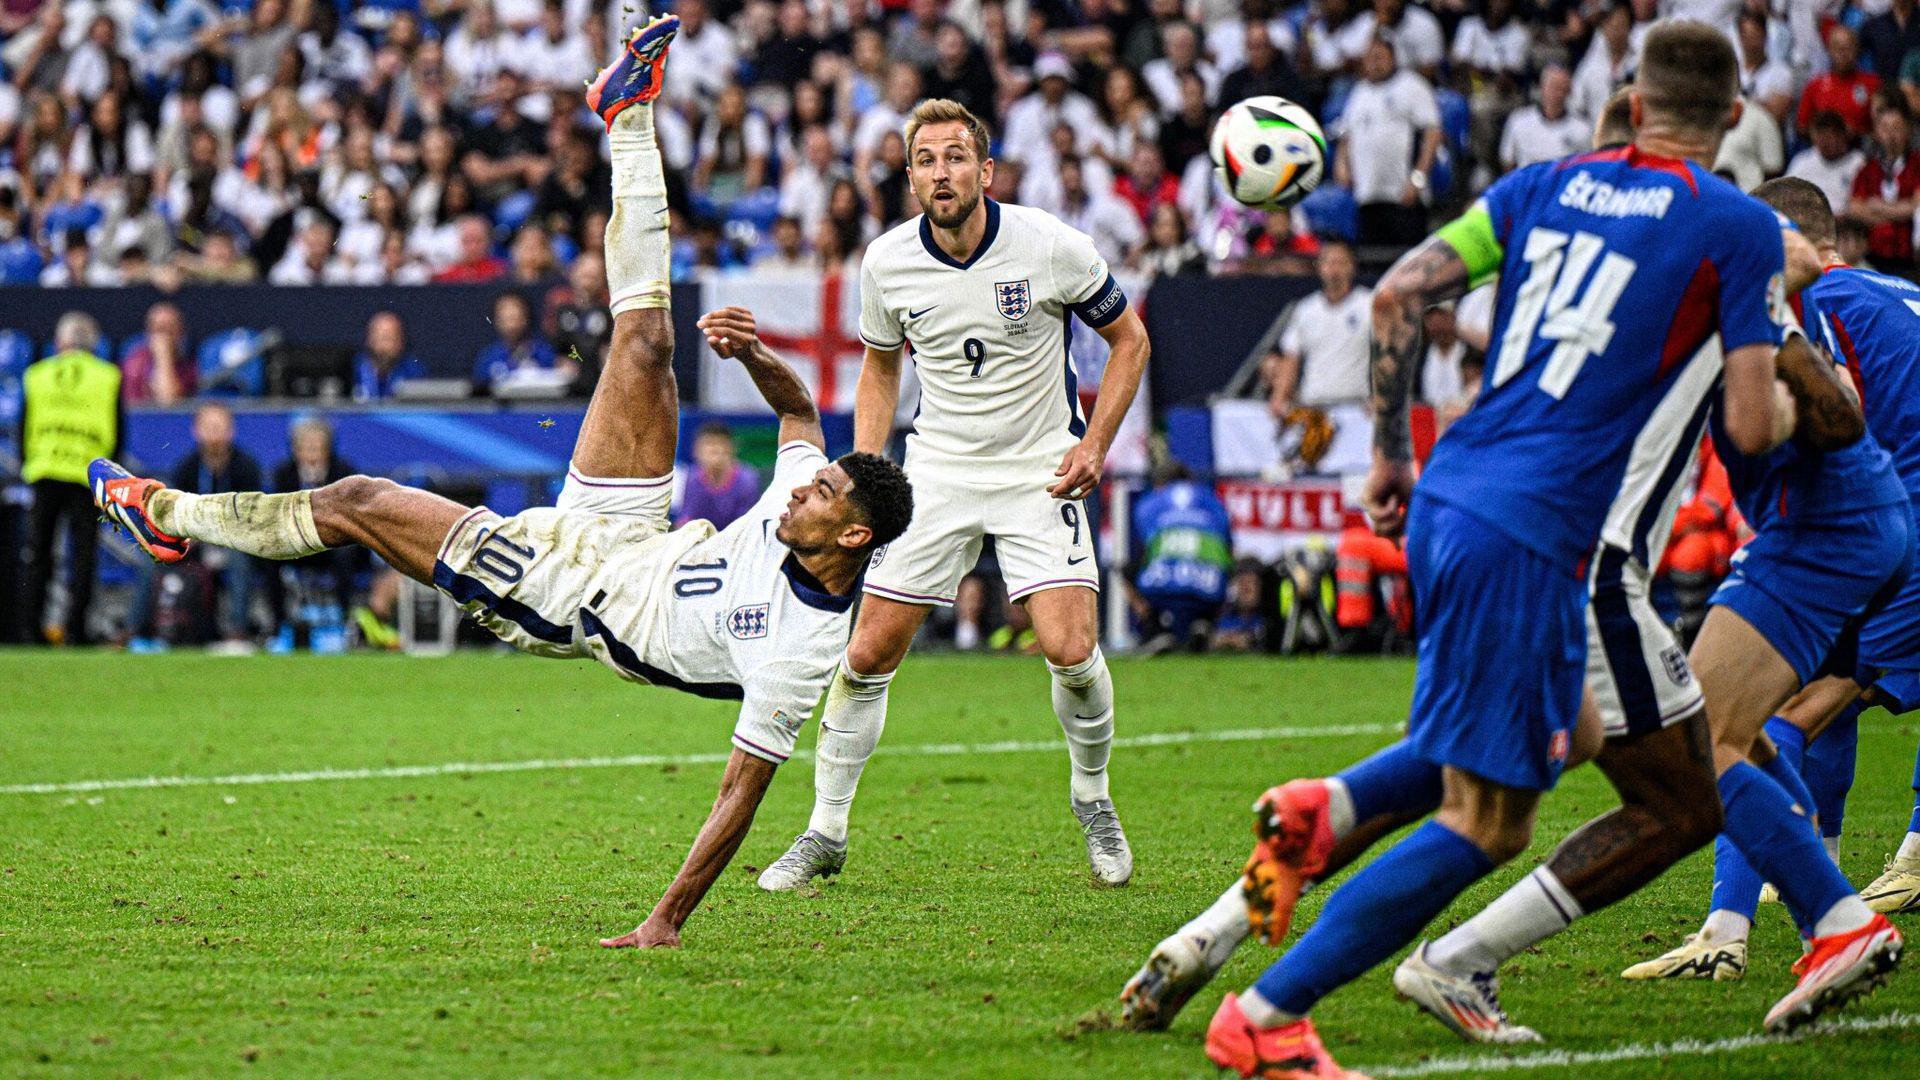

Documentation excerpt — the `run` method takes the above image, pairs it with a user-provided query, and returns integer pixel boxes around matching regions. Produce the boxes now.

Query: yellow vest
[22,349,120,485]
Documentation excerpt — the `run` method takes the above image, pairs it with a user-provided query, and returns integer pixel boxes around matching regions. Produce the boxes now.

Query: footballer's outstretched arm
[1051,306,1149,500]
[1362,230,1474,534]
[852,345,904,456]
[698,307,826,452]
[600,748,777,950]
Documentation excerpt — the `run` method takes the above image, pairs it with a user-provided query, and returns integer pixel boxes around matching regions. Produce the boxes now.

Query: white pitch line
[1360,1010,1920,1077]
[0,722,1399,796]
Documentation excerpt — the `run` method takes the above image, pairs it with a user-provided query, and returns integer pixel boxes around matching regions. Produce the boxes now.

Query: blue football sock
[1760,717,1819,825]
[1720,762,1852,939]
[1805,702,1861,837]
[1252,820,1495,1015]
[1337,740,1444,824]
[1709,833,1764,923]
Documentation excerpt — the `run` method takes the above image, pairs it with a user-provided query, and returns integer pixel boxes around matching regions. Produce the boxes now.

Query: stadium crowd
[4,0,1920,310]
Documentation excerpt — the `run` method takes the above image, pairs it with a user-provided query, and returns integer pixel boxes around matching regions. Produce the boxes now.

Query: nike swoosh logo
[908,306,938,319]
[1067,556,1089,565]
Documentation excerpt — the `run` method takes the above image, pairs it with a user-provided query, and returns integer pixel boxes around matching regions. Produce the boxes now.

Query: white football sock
[1322,776,1357,839]
[1813,895,1875,939]
[1238,988,1301,1027]
[149,489,327,560]
[1184,879,1254,966]
[1050,647,1114,803]
[1824,835,1841,864]
[1426,866,1584,977]
[1898,831,1920,864]
[1702,909,1752,943]
[605,101,670,315]
[805,658,894,844]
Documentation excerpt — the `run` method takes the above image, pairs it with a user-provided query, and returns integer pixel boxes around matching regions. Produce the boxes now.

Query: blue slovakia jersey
[1132,480,1233,605]
[1802,265,1920,501]
[1421,146,1785,566]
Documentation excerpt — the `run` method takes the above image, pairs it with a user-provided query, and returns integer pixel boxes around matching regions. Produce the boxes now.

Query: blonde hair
[904,99,992,161]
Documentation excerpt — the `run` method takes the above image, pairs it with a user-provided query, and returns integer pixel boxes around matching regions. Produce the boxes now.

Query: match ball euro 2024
[1210,96,1328,211]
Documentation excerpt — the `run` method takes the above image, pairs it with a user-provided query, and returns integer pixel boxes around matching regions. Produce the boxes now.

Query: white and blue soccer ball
[1210,96,1328,211]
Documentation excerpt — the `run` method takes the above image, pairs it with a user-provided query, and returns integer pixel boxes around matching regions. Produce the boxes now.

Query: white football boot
[1394,941,1543,1045]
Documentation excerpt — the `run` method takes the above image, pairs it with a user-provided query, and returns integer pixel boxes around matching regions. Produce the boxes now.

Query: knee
[1044,634,1097,670]
[319,474,397,515]
[845,629,910,677]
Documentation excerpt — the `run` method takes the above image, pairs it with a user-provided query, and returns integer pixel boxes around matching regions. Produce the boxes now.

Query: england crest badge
[995,279,1032,320]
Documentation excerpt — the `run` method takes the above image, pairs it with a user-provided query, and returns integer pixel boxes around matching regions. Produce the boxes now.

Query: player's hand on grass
[697,306,763,360]
[598,917,682,950]
[1363,455,1415,538]
[1050,438,1106,500]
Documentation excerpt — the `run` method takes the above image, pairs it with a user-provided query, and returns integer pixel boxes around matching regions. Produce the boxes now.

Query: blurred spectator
[367,229,432,285]
[924,19,997,121]
[1437,349,1485,431]
[20,312,118,645]
[266,415,358,643]
[862,127,912,231]
[890,0,944,71]
[1220,20,1312,107]
[462,71,546,202]
[1714,93,1785,190]
[473,290,564,390]
[666,0,739,108]
[1499,64,1586,172]
[1787,109,1866,211]
[754,0,822,91]
[532,128,610,242]
[1847,95,1920,271]
[432,214,509,283]
[1210,560,1269,653]
[338,182,404,268]
[1570,3,1636,125]
[1863,0,1920,85]
[99,174,172,266]
[512,0,593,93]
[779,123,844,235]
[759,215,813,273]
[122,302,197,404]
[1157,71,1215,177]
[1798,25,1880,137]
[677,420,760,529]
[546,249,611,366]
[1114,142,1181,226]
[1418,303,1479,406]
[1240,207,1321,274]
[1098,67,1163,170]
[1143,21,1221,115]
[1140,202,1206,277]
[1055,155,1145,267]
[1333,523,1410,651]
[269,215,349,284]
[1261,241,1371,417]
[71,93,155,181]
[176,228,258,283]
[507,223,562,287]
[300,3,373,94]
[1003,53,1101,174]
[446,1,509,104]
[1339,0,1445,79]
[40,229,117,286]
[352,312,427,401]
[219,0,298,101]
[1451,0,1529,84]
[129,401,262,650]
[851,62,922,181]
[1333,38,1441,246]
[1130,462,1234,653]
[1736,9,1794,126]
[693,84,772,209]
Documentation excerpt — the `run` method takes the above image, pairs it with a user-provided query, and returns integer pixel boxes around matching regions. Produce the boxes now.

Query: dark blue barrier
[1143,275,1321,410]
[1,283,709,391]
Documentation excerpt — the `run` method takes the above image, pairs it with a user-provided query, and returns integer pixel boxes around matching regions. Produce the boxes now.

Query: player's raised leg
[575,13,681,492]
[1026,584,1131,885]
[758,596,929,890]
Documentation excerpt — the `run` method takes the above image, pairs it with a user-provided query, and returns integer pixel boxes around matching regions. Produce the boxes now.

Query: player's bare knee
[611,311,674,373]
[1042,633,1096,670]
[312,474,391,520]
[845,629,910,677]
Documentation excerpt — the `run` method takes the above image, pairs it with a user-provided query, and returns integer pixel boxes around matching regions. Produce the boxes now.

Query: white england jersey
[578,442,854,765]
[858,198,1130,478]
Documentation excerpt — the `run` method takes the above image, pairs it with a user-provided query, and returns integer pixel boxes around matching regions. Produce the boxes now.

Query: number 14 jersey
[1424,146,1787,566]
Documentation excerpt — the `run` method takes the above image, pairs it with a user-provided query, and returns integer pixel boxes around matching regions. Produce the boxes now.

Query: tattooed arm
[1363,234,1476,537]
[1775,332,1865,451]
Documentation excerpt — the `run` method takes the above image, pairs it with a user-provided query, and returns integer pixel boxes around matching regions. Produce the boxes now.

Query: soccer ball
[1210,96,1327,211]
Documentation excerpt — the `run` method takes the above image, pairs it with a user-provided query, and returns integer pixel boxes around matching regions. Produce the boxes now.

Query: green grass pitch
[6,651,1920,1078]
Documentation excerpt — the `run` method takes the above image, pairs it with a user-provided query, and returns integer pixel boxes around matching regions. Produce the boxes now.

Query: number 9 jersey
[858,198,1130,479]
[1423,146,1786,567]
